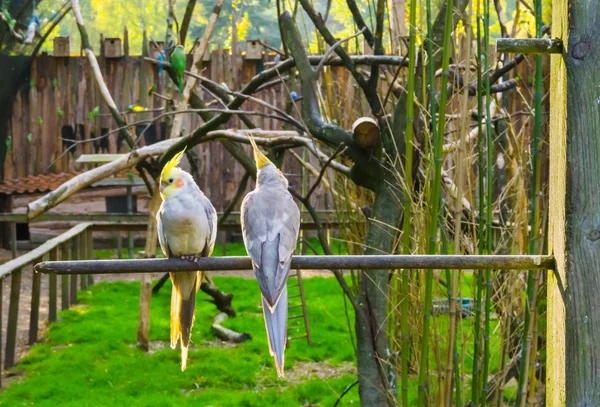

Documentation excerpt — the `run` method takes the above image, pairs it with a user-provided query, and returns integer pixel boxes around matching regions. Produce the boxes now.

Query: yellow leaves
[236,13,250,42]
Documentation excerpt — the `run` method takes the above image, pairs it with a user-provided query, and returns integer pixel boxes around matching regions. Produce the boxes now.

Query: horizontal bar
[34,255,555,275]
[0,213,149,223]
[496,38,563,54]
[0,210,343,224]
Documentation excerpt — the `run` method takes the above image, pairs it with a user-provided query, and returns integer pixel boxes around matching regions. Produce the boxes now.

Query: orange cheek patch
[174,178,185,188]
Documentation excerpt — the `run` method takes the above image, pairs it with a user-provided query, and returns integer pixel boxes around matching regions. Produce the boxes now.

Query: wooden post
[28,257,42,345]
[117,232,123,259]
[10,222,16,259]
[86,228,94,285]
[547,0,600,404]
[48,247,58,322]
[127,186,134,258]
[61,242,69,310]
[70,238,78,304]
[137,183,161,351]
[79,233,87,290]
[5,267,22,368]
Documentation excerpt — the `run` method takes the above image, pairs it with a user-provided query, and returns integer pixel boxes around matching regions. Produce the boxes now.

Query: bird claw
[180,255,200,263]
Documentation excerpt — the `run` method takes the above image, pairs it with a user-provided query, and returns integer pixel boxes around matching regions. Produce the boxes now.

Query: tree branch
[170,0,223,139]
[279,11,381,190]
[179,0,197,46]
[72,0,137,150]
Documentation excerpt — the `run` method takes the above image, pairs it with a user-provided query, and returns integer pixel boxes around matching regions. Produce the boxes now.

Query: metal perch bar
[35,255,556,275]
[496,38,563,54]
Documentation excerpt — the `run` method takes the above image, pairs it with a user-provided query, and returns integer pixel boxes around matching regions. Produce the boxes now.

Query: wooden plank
[75,154,126,163]
[29,256,42,344]
[0,213,149,223]
[48,247,58,322]
[60,242,69,310]
[4,267,22,369]
[0,223,91,279]
[547,0,600,404]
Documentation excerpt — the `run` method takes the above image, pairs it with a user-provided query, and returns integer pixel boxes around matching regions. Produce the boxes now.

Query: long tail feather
[178,78,183,101]
[170,271,199,371]
[262,286,288,377]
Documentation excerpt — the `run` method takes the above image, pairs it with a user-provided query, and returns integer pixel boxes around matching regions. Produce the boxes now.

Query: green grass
[0,277,366,406]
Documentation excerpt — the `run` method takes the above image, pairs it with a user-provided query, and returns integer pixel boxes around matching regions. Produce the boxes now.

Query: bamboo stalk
[481,0,495,402]
[417,0,454,403]
[472,0,485,402]
[446,3,472,404]
[401,0,418,404]
[517,0,544,402]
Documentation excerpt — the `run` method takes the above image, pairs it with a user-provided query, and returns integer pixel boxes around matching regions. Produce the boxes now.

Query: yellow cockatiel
[157,149,217,371]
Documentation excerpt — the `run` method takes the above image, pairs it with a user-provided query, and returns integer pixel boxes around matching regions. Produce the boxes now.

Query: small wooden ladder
[286,269,312,345]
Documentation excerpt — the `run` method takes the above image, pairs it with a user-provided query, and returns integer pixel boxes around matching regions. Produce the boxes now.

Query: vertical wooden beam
[48,247,58,322]
[70,238,78,304]
[117,232,123,259]
[86,228,94,285]
[137,183,161,351]
[61,242,69,310]
[79,233,87,290]
[548,0,600,404]
[5,267,22,369]
[127,186,134,258]
[29,257,42,345]
[10,222,16,259]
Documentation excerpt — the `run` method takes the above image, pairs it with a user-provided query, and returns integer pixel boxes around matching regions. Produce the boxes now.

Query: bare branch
[170,0,223,139]
[179,0,197,46]
[315,27,367,76]
[27,138,180,220]
[72,0,136,150]
[305,145,347,201]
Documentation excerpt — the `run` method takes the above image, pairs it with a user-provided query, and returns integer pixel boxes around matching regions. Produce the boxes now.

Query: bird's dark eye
[169,178,174,184]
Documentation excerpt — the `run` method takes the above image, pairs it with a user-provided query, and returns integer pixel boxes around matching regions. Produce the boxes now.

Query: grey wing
[242,190,300,309]
[157,209,172,258]
[202,196,218,257]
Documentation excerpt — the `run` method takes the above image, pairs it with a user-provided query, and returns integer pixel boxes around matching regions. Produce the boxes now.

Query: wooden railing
[0,222,94,387]
[0,211,349,387]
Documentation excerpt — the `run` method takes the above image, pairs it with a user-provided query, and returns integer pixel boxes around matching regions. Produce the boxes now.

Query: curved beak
[248,135,271,169]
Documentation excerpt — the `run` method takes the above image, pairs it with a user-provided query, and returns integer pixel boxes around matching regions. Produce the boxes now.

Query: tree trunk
[355,180,401,406]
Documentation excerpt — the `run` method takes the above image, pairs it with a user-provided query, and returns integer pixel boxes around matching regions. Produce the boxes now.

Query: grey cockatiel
[241,136,300,377]
[157,149,217,371]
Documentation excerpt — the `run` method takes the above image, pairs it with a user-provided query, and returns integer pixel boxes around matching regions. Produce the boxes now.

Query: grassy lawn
[1,239,516,406]
[0,277,370,406]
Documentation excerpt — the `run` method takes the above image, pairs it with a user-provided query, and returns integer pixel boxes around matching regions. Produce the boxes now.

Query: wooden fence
[0,222,92,386]
[3,49,341,212]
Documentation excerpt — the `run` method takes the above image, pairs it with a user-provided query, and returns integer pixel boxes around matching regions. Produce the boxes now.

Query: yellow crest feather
[247,135,271,169]
[162,147,187,178]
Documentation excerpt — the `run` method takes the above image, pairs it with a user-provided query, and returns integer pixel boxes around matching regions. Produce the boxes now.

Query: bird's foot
[180,255,200,263]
